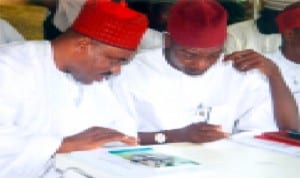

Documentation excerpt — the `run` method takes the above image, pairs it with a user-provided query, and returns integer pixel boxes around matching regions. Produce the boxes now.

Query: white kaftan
[0,41,135,178]
[110,48,278,134]
[225,20,281,54]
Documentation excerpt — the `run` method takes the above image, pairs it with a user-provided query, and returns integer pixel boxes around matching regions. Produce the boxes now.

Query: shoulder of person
[110,48,164,88]
[219,58,270,91]
[124,48,164,72]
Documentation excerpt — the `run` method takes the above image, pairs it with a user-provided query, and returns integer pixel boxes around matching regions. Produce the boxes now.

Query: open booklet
[108,147,200,168]
[68,145,208,178]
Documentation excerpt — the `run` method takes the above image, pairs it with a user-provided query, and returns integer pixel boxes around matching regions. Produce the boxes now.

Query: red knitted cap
[167,0,227,48]
[276,7,300,32]
[71,0,148,50]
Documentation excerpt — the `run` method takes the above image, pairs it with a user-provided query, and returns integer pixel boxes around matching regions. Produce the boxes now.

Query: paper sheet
[230,131,300,157]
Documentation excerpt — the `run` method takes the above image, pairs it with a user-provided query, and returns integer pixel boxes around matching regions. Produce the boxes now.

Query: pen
[204,107,212,123]
[109,147,153,154]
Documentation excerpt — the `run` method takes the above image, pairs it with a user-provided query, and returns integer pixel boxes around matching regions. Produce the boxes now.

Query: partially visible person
[224,0,300,54]
[224,19,281,54]
[110,0,299,145]
[225,5,276,53]
[39,0,174,51]
[219,0,247,25]
[147,0,174,32]
[0,1,148,178]
[0,18,24,43]
[264,1,300,113]
[29,0,59,39]
[256,4,280,34]
[138,0,175,51]
[52,0,86,33]
[39,0,124,40]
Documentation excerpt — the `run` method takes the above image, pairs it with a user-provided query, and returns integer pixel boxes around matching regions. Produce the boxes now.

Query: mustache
[99,71,113,76]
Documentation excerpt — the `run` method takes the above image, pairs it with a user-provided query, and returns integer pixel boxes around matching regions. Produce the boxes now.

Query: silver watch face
[155,133,166,144]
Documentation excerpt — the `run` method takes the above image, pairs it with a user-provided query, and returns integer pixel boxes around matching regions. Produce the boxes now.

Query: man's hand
[57,127,138,153]
[224,49,280,78]
[180,122,229,143]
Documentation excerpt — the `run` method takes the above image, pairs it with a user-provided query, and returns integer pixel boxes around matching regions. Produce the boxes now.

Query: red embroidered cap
[276,6,300,32]
[71,0,148,50]
[167,0,227,48]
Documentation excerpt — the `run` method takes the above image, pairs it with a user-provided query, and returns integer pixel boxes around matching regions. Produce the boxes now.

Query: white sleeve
[224,22,247,54]
[235,73,278,132]
[224,31,243,54]
[138,29,163,52]
[109,74,140,132]
[237,96,278,132]
[90,81,138,137]
[0,55,62,178]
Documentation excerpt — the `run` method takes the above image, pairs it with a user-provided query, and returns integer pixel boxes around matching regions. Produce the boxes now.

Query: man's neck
[281,47,300,65]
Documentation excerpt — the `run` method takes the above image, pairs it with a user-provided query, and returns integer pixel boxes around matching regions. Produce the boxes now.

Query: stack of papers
[230,131,300,157]
[255,131,300,147]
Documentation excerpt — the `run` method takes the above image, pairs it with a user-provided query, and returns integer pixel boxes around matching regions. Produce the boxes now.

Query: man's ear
[74,36,92,54]
[282,30,294,44]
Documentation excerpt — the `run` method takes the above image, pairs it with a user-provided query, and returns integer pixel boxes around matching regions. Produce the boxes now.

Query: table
[56,138,300,178]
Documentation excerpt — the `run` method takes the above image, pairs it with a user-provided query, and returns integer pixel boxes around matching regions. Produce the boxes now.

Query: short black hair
[256,8,280,34]
[148,2,173,31]
[219,0,247,25]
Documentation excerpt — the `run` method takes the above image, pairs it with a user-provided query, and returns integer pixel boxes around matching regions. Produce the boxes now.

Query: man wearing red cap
[110,0,299,145]
[264,1,300,116]
[0,1,147,177]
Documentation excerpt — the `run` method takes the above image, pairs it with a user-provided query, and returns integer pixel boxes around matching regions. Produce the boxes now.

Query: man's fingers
[224,51,269,73]
[197,122,222,131]
[224,49,254,62]
[233,57,261,71]
[95,131,125,140]
[120,136,139,146]
[197,131,229,143]
[76,135,138,151]
[95,135,128,146]
[191,133,227,143]
[88,127,138,146]
[202,130,229,138]
[95,134,138,145]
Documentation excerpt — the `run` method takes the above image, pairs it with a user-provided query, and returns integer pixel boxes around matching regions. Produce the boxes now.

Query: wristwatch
[154,132,166,144]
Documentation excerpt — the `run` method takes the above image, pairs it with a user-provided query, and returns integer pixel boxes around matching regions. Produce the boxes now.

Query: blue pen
[109,147,153,154]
